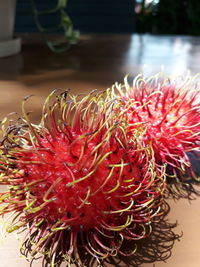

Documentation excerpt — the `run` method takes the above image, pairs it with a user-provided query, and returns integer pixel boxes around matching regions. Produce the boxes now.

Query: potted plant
[0,0,79,57]
[0,0,21,57]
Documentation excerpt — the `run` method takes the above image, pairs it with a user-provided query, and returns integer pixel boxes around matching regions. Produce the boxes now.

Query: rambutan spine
[0,89,166,266]
[108,73,200,198]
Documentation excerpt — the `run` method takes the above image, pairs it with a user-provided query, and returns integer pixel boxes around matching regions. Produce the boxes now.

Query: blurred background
[14,0,200,35]
[0,1,200,267]
[0,0,200,86]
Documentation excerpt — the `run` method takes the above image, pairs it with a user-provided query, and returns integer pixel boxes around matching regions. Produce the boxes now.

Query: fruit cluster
[0,73,199,266]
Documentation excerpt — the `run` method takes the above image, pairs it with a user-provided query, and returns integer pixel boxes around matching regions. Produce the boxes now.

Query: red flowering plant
[0,90,166,266]
[108,73,200,198]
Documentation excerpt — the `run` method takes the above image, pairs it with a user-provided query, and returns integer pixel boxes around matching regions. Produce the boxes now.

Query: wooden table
[0,34,200,267]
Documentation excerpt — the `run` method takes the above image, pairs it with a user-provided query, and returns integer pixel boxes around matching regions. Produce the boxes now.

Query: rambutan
[0,90,165,266]
[109,73,200,197]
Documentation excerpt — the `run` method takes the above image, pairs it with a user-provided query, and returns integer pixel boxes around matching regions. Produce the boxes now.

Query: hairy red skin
[129,85,199,165]
[15,128,160,230]
[0,91,165,266]
[111,77,200,185]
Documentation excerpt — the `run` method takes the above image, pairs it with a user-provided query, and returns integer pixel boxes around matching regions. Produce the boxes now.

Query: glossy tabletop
[0,33,200,267]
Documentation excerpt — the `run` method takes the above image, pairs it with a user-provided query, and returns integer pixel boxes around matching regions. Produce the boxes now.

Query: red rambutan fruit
[109,73,200,197]
[0,90,165,266]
